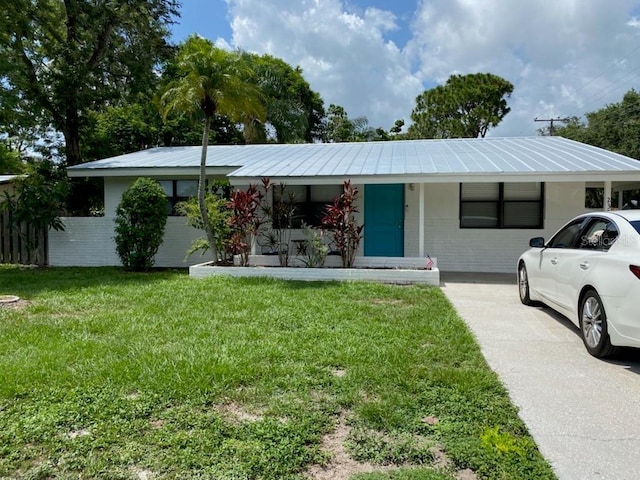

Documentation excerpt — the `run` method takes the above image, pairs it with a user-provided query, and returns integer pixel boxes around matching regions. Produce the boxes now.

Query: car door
[553,217,614,314]
[534,217,589,308]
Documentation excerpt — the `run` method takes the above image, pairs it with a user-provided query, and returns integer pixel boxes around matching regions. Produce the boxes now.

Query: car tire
[579,290,617,358]
[518,263,534,305]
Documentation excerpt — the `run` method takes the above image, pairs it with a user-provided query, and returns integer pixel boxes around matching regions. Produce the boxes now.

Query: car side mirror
[529,237,545,248]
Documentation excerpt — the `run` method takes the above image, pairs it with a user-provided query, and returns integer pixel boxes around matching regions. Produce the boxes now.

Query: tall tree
[408,73,514,139]
[556,90,640,160]
[0,0,179,166]
[324,104,370,142]
[245,54,325,143]
[161,35,265,263]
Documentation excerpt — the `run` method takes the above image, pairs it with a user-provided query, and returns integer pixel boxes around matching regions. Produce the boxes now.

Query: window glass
[310,185,342,202]
[503,202,542,228]
[460,202,499,228]
[461,183,499,200]
[579,219,609,250]
[459,182,544,229]
[504,182,541,200]
[158,180,173,197]
[630,221,640,234]
[548,219,587,249]
[176,180,198,197]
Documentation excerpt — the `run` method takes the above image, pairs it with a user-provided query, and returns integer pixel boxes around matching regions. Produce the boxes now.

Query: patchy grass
[0,266,555,479]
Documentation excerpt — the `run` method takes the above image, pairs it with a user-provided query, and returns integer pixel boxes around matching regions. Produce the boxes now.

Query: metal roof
[0,175,19,184]
[67,137,640,183]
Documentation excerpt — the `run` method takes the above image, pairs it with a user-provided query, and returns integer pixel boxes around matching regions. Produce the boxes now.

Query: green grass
[0,266,555,479]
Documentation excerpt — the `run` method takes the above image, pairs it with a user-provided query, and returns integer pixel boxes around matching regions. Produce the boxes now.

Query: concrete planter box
[189,256,440,285]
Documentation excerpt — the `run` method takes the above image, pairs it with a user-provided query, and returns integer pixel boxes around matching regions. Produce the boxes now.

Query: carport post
[604,181,612,211]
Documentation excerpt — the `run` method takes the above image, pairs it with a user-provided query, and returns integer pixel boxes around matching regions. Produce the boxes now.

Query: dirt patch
[306,411,478,480]
[306,412,398,480]
[215,402,264,423]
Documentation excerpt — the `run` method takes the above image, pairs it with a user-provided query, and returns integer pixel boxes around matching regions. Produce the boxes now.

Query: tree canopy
[555,90,640,160]
[0,0,179,166]
[408,73,514,139]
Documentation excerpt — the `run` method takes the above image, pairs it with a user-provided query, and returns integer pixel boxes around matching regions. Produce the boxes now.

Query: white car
[518,211,640,358]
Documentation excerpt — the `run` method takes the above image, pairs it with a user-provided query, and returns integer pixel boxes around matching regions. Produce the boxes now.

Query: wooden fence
[0,211,48,266]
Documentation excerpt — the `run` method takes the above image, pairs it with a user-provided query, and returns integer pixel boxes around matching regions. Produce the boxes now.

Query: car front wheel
[518,263,533,305]
[580,290,616,358]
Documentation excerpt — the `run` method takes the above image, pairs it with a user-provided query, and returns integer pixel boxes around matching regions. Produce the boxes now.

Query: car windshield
[631,221,640,234]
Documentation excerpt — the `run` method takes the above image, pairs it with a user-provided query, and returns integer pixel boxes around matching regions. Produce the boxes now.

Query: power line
[533,117,571,136]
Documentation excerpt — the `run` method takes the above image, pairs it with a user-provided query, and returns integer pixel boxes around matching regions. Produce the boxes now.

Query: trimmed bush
[114,178,168,271]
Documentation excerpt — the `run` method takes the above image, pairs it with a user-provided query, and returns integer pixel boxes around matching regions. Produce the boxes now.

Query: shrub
[114,178,167,271]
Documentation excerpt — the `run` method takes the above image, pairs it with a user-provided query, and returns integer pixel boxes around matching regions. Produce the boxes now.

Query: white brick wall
[49,217,207,268]
[403,182,588,273]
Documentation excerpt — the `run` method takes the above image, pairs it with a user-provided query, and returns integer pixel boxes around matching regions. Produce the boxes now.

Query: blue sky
[170,0,640,137]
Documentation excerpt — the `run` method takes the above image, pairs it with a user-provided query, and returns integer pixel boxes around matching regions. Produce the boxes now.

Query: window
[460,182,544,229]
[579,218,619,251]
[274,185,343,228]
[547,218,589,249]
[158,180,198,215]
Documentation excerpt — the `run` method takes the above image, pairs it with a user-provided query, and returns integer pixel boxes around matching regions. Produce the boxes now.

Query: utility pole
[534,117,571,136]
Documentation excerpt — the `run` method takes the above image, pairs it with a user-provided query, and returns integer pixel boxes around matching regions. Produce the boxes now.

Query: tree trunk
[199,116,217,263]
[64,105,82,166]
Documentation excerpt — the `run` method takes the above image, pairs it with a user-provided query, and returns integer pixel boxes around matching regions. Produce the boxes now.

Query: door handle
[550,258,558,265]
[580,262,590,270]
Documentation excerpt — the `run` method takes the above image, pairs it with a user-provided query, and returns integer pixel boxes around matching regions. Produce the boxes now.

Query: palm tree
[161,35,265,263]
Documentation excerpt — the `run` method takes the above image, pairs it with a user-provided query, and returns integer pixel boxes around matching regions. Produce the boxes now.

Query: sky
[170,0,640,137]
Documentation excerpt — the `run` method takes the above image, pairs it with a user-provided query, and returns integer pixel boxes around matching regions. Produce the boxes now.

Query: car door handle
[550,258,558,265]
[580,262,590,270]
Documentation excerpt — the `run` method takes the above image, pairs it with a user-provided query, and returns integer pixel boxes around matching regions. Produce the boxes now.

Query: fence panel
[0,211,48,265]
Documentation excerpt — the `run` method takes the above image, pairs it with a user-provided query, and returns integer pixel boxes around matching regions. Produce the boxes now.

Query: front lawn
[0,266,555,479]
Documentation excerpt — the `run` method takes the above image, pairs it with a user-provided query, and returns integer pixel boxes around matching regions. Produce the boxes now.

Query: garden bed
[190,256,440,285]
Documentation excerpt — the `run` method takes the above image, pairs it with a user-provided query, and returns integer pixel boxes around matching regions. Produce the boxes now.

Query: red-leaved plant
[227,184,263,266]
[321,180,364,268]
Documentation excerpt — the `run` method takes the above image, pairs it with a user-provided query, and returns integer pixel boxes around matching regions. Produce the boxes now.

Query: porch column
[419,183,425,257]
[618,190,624,209]
[604,181,612,211]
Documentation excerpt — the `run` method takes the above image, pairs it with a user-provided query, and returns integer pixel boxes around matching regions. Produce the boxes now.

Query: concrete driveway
[441,273,640,480]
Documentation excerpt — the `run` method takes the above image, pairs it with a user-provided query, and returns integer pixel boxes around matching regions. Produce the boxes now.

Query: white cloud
[225,0,423,130]
[221,0,640,136]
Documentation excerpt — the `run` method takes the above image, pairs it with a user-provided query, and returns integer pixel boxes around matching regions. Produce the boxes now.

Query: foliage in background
[161,35,265,264]
[555,89,640,160]
[0,0,179,166]
[0,143,24,174]
[0,160,68,264]
[113,178,167,271]
[243,53,326,143]
[321,180,364,268]
[409,73,513,139]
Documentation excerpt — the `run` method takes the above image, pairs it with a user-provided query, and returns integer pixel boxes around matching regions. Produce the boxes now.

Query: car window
[630,221,640,234]
[579,219,618,251]
[547,218,589,249]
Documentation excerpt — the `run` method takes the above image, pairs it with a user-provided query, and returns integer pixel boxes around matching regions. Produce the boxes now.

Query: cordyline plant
[227,184,264,266]
[321,180,364,268]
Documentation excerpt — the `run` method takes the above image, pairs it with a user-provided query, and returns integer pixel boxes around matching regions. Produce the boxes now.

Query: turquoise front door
[364,184,404,256]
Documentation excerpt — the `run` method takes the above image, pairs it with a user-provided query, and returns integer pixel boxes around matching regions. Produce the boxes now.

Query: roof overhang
[228,171,640,186]
[67,166,237,178]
